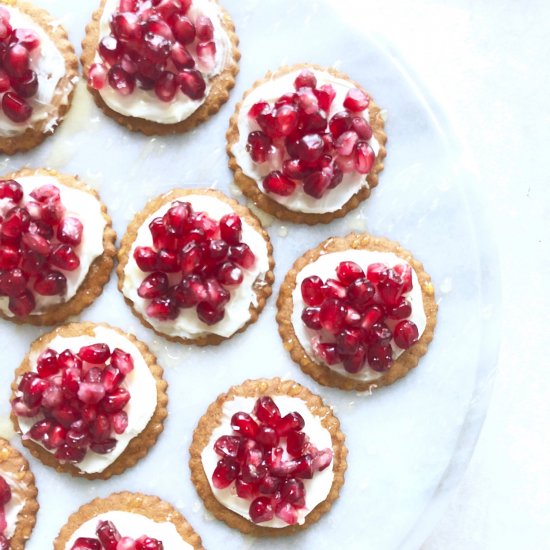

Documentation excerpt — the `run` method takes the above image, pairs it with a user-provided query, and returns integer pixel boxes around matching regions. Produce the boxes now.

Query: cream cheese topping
[0,176,106,318]
[95,0,231,123]
[122,194,270,339]
[232,68,381,214]
[17,326,158,474]
[201,395,334,528]
[291,250,427,382]
[0,6,69,137]
[64,511,192,549]
[2,472,25,539]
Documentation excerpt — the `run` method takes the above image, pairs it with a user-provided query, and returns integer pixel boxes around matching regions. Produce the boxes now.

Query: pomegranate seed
[70,538,101,550]
[229,243,256,269]
[275,502,298,524]
[354,140,375,174]
[78,382,105,405]
[329,111,352,138]
[394,320,419,349]
[90,413,111,442]
[246,131,272,163]
[231,412,258,438]
[21,232,51,256]
[11,397,39,417]
[78,343,110,364]
[0,179,23,201]
[259,104,299,138]
[315,84,336,111]
[236,478,258,499]
[336,154,355,173]
[108,65,135,95]
[137,272,169,299]
[344,88,370,112]
[90,438,117,454]
[296,133,324,163]
[275,412,305,436]
[101,387,130,413]
[110,410,128,434]
[212,456,239,489]
[336,261,364,285]
[42,424,67,450]
[249,497,274,523]
[143,16,174,41]
[169,14,195,44]
[294,69,317,89]
[12,28,41,50]
[286,431,308,458]
[336,328,362,355]
[55,444,86,463]
[146,296,179,319]
[365,322,392,345]
[298,108,327,133]
[135,536,163,550]
[366,263,389,284]
[195,15,214,40]
[351,116,373,139]
[164,201,191,235]
[251,396,280,427]
[256,425,279,448]
[301,306,321,329]
[171,42,195,69]
[1,91,31,121]
[394,263,413,292]
[96,520,121,549]
[0,69,9,93]
[319,298,347,333]
[346,277,375,309]
[367,343,393,372]
[262,171,296,196]
[387,297,412,319]
[110,348,134,375]
[361,305,384,331]
[258,475,279,495]
[110,12,140,39]
[313,341,340,365]
[378,276,405,306]
[0,478,10,506]
[117,537,137,550]
[12,70,38,98]
[88,63,107,89]
[303,169,332,198]
[0,245,19,269]
[248,100,270,119]
[4,43,29,78]
[2,207,30,237]
[178,69,206,99]
[0,16,11,42]
[8,289,34,317]
[66,426,90,449]
[0,268,27,296]
[196,40,216,71]
[154,71,177,101]
[280,477,305,505]
[50,244,80,271]
[98,36,121,65]
[21,376,48,406]
[30,183,60,203]
[282,158,311,180]
[335,130,359,156]
[34,270,67,296]
[217,262,243,286]
[36,348,59,378]
[214,435,241,458]
[51,404,79,427]
[134,246,157,271]
[323,278,347,299]
[296,87,319,115]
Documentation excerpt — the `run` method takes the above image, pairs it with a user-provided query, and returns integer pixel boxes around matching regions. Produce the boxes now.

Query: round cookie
[0,168,116,326]
[10,322,168,480]
[81,0,240,135]
[277,233,437,391]
[189,377,347,536]
[227,63,387,224]
[117,188,275,346]
[0,0,78,154]
[54,492,203,549]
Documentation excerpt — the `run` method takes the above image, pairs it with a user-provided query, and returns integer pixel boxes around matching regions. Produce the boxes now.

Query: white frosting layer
[122,194,270,339]
[17,326,158,474]
[291,250,427,382]
[96,0,231,123]
[201,395,334,528]
[0,6,69,137]
[2,472,24,539]
[232,68,381,214]
[64,510,192,549]
[0,176,106,318]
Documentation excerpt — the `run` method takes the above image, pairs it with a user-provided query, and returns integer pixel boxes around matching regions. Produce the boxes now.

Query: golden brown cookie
[277,233,438,391]
[81,0,240,135]
[227,63,387,224]
[0,438,38,550]
[117,188,275,346]
[0,168,116,326]
[0,0,78,154]
[54,491,203,549]
[10,322,168,480]
[189,377,347,536]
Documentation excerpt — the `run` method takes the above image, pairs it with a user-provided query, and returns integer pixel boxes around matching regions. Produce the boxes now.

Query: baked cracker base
[53,491,204,549]
[117,188,275,346]
[10,322,168,480]
[189,377,347,536]
[81,0,240,135]
[0,0,78,155]
[277,233,438,391]
[0,437,38,550]
[0,168,117,326]
[226,63,387,224]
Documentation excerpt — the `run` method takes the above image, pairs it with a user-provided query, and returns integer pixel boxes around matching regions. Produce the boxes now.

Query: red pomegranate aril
[366,263,389,284]
[217,261,243,286]
[294,69,317,90]
[217,213,242,246]
[394,320,419,350]
[253,396,281,427]
[275,502,298,525]
[262,170,296,196]
[90,413,111,442]
[158,248,180,272]
[313,341,340,365]
[249,497,274,523]
[293,454,314,479]
[108,65,135,96]
[51,403,79,427]
[3,43,29,78]
[296,87,319,115]
[296,133,324,163]
[336,328,362,355]
[55,444,86,463]
[301,306,321,329]
[96,520,121,549]
[171,42,195,69]
[344,88,370,112]
[367,343,393,372]
[178,69,206,99]
[303,169,331,199]
[36,348,59,377]
[88,63,107,89]
[100,365,123,394]
[12,69,38,98]
[27,418,52,442]
[0,68,9,93]
[394,263,413,293]
[346,277,375,308]
[256,425,279,448]
[280,477,305,505]
[78,343,110,364]
[354,140,375,174]
[196,301,224,325]
[315,84,336,111]
[246,131,272,163]
[195,15,214,40]
[111,348,134,375]
[66,427,91,449]
[236,478,258,499]
[196,40,216,71]
[2,207,30,237]
[71,538,101,550]
[8,289,34,316]
[365,322,393,346]
[335,153,355,173]
[335,130,359,157]
[351,116,373,139]
[169,14,195,44]
[137,272,169,299]
[110,410,128,434]
[286,431,308,458]
[329,111,352,138]
[0,15,11,41]
[50,244,80,271]
[90,438,117,454]
[300,275,324,306]
[34,270,67,296]
[78,382,105,405]
[0,245,19,269]
[146,296,179,320]
[248,100,270,119]
[143,16,174,40]
[11,397,39,417]
[0,179,23,201]
[231,412,259,438]
[299,108,328,134]
[274,92,295,108]
[0,268,27,296]
[21,251,45,276]
[387,297,413,319]
[101,387,130,413]
[42,424,67,450]
[98,36,121,65]
[229,243,255,269]
[323,278,347,299]
[275,412,305,437]
[21,232,50,256]
[20,375,48,406]
[133,246,157,272]
[110,12,140,39]
[319,298,347,334]
[378,278,405,306]
[257,475,279,495]
[361,305,384,331]
[336,261,364,285]
[312,448,333,471]
[214,435,241,458]
[212,456,239,489]
[281,158,310,180]
[153,71,177,102]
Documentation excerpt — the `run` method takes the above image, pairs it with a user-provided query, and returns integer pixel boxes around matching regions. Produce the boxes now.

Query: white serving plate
[0,1,501,548]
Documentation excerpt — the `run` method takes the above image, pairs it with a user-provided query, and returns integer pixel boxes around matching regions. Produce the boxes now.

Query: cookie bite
[277,234,437,391]
[54,492,203,549]
[82,0,239,134]
[189,378,347,535]
[0,1,78,154]
[0,438,38,550]
[0,169,116,325]
[227,64,387,224]
[10,322,168,480]
[117,189,274,345]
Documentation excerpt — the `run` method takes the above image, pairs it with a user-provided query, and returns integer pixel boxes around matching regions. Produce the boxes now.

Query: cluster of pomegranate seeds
[246,69,375,199]
[0,180,84,317]
[211,396,333,525]
[0,7,42,123]
[71,520,163,550]
[133,200,255,325]
[0,474,11,548]
[301,260,420,373]
[89,0,217,102]
[12,343,135,463]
